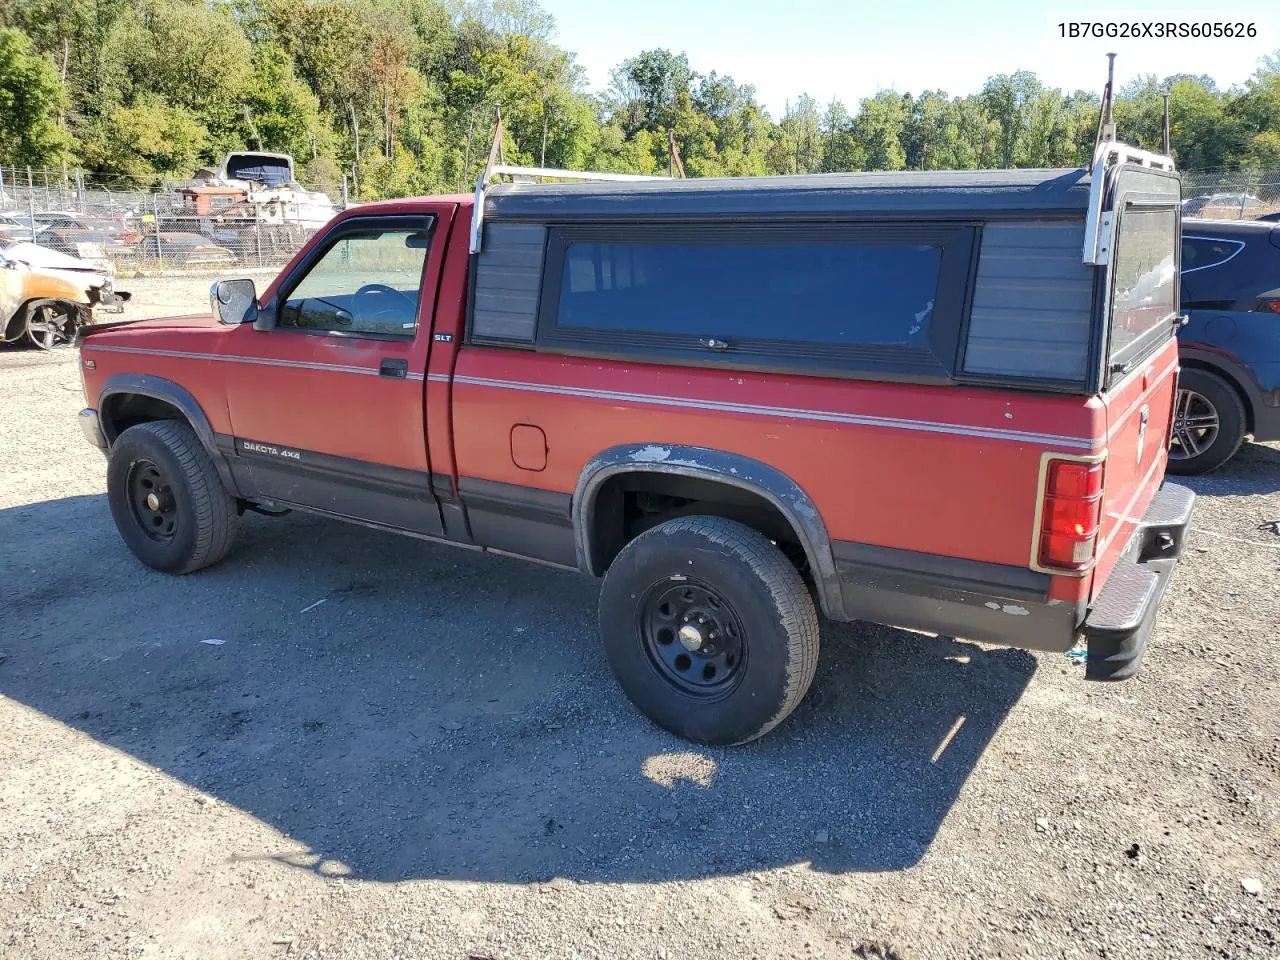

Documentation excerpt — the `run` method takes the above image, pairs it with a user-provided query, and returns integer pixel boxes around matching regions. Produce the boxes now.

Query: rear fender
[574,443,848,621]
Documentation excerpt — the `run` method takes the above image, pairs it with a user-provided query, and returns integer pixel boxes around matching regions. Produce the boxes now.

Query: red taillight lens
[1038,460,1105,572]
[1258,298,1280,314]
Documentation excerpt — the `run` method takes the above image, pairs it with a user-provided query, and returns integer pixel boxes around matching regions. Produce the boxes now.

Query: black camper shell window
[534,222,976,381]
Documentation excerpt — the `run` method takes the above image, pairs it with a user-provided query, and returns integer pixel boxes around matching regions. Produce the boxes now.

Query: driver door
[219,212,449,536]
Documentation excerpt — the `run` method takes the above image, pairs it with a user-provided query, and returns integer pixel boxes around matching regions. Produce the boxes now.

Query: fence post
[28,190,37,243]
[255,204,263,267]
[153,193,162,263]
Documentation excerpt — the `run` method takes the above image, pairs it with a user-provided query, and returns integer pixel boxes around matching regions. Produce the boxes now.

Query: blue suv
[1171,218,1280,474]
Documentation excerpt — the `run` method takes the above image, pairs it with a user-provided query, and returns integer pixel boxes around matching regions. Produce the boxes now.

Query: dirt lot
[1,300,1279,959]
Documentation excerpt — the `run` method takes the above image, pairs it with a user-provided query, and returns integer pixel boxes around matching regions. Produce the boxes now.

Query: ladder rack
[1081,141,1177,267]
[469,116,669,254]
[1081,54,1176,266]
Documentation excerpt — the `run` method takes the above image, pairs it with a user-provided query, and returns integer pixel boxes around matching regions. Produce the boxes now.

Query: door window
[279,226,431,336]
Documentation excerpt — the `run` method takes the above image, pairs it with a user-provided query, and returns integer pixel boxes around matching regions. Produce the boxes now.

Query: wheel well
[587,471,810,580]
[1180,359,1254,434]
[100,393,190,444]
[4,299,82,340]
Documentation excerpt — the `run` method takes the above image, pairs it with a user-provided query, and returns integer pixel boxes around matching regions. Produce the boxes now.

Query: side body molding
[98,374,241,497]
[573,444,849,621]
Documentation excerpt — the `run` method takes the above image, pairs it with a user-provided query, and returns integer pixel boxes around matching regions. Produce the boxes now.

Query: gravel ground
[1,298,1279,959]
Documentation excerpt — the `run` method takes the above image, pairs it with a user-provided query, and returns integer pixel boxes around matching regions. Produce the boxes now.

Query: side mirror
[210,279,259,326]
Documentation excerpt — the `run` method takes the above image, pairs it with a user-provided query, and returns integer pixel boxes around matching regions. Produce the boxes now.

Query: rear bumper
[1084,481,1195,681]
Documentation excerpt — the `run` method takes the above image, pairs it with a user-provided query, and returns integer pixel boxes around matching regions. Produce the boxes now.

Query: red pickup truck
[77,142,1195,745]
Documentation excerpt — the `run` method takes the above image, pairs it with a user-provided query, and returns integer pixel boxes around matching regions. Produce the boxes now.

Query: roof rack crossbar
[469,116,669,254]
[1082,140,1176,266]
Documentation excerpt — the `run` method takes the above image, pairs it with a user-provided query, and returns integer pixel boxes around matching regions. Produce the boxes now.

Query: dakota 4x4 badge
[239,440,302,461]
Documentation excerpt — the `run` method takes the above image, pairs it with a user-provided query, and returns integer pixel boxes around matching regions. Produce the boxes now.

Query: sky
[538,0,1280,117]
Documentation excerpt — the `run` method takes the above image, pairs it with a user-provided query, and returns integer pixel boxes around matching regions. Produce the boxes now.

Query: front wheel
[598,516,820,745]
[1166,368,1247,476]
[24,303,75,350]
[106,420,240,573]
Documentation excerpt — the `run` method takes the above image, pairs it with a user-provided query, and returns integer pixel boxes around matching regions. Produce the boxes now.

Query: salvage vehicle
[76,132,1194,744]
[1168,217,1280,473]
[137,231,236,266]
[0,213,41,242]
[2,243,128,349]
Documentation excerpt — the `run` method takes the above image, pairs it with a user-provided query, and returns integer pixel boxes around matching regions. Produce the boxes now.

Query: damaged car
[1,242,129,349]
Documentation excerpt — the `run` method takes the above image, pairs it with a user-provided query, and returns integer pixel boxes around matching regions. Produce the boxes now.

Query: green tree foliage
[0,26,69,165]
[2,2,1278,193]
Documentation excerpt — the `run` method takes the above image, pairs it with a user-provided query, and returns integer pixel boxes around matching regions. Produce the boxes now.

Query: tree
[0,26,70,166]
[854,90,908,171]
[903,90,962,170]
[605,49,694,138]
[819,98,862,172]
[774,94,821,174]
[77,96,209,179]
[981,70,1042,167]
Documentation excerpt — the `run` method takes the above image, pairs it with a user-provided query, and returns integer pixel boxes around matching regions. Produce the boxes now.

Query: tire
[1166,368,1247,476]
[598,515,820,745]
[106,420,239,573]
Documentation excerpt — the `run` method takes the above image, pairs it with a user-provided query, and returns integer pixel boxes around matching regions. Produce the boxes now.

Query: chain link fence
[0,165,339,274]
[1179,170,1280,220]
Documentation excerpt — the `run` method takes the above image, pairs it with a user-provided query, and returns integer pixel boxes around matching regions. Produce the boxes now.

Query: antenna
[1101,52,1118,143]
[1090,53,1118,171]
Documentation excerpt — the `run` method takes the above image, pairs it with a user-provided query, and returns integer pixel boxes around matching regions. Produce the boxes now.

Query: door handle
[379,358,408,379]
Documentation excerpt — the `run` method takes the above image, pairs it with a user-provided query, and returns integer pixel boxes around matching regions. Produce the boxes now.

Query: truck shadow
[0,494,1035,884]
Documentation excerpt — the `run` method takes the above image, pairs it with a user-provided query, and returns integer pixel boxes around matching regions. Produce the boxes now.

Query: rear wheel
[1166,368,1246,475]
[598,515,820,745]
[106,421,239,573]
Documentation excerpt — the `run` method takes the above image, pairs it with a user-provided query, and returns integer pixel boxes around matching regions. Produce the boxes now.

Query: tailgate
[1094,339,1179,595]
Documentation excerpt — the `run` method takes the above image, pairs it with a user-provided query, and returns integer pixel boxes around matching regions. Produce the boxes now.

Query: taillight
[1257,298,1280,314]
[1038,459,1105,572]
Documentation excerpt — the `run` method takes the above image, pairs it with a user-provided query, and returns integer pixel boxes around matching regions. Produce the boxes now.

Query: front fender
[98,373,241,497]
[573,443,848,621]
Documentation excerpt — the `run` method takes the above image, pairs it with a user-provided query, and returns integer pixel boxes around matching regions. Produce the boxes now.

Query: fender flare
[98,374,241,497]
[573,443,848,621]
[1178,346,1265,431]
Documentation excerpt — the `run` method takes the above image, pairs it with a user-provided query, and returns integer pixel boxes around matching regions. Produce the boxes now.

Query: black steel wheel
[125,459,180,542]
[599,515,820,745]
[640,579,747,696]
[107,420,239,573]
[1166,368,1246,475]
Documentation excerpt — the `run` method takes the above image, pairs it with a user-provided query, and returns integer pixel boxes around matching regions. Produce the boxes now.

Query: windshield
[225,154,292,187]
